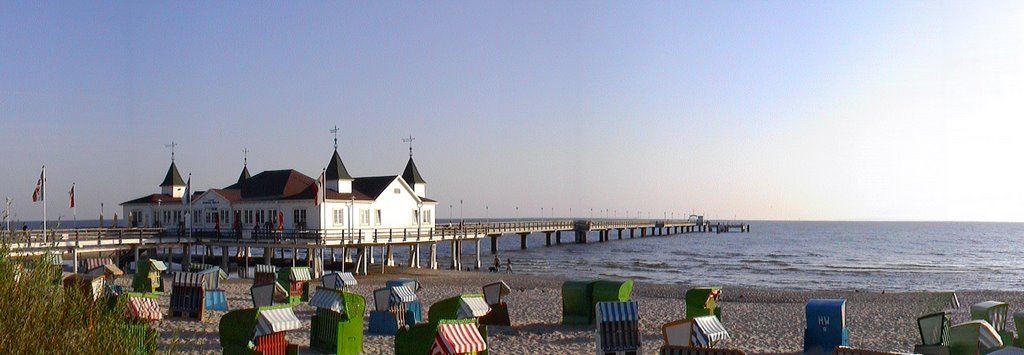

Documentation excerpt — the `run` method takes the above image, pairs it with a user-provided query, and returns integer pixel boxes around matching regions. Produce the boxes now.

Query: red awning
[431,323,486,354]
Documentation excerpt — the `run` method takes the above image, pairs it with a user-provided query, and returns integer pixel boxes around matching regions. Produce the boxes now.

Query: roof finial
[242,148,249,166]
[403,135,415,158]
[330,125,340,150]
[165,141,178,162]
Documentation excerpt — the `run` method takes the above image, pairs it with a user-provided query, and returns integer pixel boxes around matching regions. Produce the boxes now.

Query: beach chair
[219,305,302,355]
[321,272,358,290]
[833,346,909,354]
[592,279,634,309]
[369,286,421,335]
[81,257,114,274]
[132,258,167,293]
[251,284,274,308]
[915,312,952,355]
[479,281,512,326]
[122,292,161,355]
[949,320,1002,355]
[193,266,230,311]
[685,287,723,320]
[972,301,1014,347]
[429,320,488,355]
[1014,312,1024,348]
[427,294,491,321]
[396,318,488,355]
[276,267,312,304]
[62,272,107,301]
[563,280,597,325]
[309,286,366,355]
[387,278,422,292]
[659,347,746,355]
[661,316,730,349]
[169,272,206,320]
[254,264,277,286]
[595,301,641,355]
[804,299,849,355]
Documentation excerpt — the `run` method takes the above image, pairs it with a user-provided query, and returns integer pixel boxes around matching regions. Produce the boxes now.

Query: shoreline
[131,266,1024,354]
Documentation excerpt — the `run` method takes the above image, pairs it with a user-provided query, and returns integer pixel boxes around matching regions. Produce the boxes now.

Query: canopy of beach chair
[951,320,1002,351]
[172,272,204,287]
[285,267,312,282]
[309,287,347,315]
[387,278,422,292]
[149,260,167,271]
[457,295,491,319]
[597,300,640,322]
[693,315,730,347]
[390,285,418,304]
[87,263,124,278]
[255,307,302,337]
[321,272,358,289]
[432,322,487,354]
[971,301,1009,331]
[482,281,511,306]
[126,295,163,321]
[255,264,276,274]
[82,258,113,273]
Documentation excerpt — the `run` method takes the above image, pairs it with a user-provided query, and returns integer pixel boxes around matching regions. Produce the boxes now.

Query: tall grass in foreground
[0,247,157,354]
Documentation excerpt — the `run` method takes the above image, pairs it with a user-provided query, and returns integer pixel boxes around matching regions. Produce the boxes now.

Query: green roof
[326,150,352,181]
[160,162,185,187]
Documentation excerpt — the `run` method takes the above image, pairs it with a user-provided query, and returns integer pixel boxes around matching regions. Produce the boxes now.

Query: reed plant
[0,247,170,354]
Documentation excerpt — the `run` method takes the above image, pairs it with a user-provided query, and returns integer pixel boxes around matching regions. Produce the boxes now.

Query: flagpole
[42,165,47,245]
[72,183,77,230]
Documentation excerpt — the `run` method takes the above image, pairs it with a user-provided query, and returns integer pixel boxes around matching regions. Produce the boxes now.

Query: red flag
[32,169,44,202]
[277,211,284,231]
[69,184,75,208]
[313,171,325,206]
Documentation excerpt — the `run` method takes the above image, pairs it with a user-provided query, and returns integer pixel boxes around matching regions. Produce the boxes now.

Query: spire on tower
[165,141,178,162]
[403,135,415,158]
[330,125,339,150]
[243,148,249,166]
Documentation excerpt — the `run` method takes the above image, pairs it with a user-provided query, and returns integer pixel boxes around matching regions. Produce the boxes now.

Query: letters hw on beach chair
[595,300,642,355]
[219,305,302,355]
[685,287,723,320]
[479,280,512,326]
[972,301,1015,348]
[369,285,421,335]
[309,286,366,355]
[132,258,167,293]
[804,299,849,355]
[169,272,206,320]
[277,266,312,304]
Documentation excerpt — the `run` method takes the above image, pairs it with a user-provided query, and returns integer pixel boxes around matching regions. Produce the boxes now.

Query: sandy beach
[130,267,1018,354]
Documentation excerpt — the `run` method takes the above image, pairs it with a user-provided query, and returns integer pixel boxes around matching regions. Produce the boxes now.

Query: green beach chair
[685,287,722,320]
[276,266,312,304]
[132,258,167,293]
[219,304,302,355]
[971,301,1014,347]
[915,312,952,355]
[309,286,366,355]
[949,320,1002,355]
[562,280,596,325]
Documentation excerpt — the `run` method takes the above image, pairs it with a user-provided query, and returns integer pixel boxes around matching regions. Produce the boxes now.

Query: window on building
[221,210,229,224]
[412,210,419,224]
[163,211,171,224]
[333,209,345,226]
[423,210,432,224]
[245,210,253,224]
[394,188,401,194]
[152,212,158,226]
[293,209,307,228]
[173,211,182,223]
[359,209,370,226]
[374,209,382,226]
[192,210,201,224]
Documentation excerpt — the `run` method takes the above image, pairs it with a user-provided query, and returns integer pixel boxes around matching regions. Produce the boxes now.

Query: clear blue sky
[3,1,1023,222]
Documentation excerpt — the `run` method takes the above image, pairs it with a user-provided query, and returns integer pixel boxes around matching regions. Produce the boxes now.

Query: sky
[2,1,1024,223]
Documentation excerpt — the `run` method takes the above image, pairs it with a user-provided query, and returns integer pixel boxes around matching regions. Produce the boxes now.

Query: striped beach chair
[971,301,1013,347]
[254,264,277,286]
[309,287,366,355]
[833,346,908,355]
[322,272,358,290]
[949,320,1003,355]
[81,257,113,274]
[277,267,312,303]
[429,321,488,355]
[659,347,745,355]
[915,312,951,355]
[661,316,730,349]
[170,272,206,320]
[480,281,511,326]
[595,301,641,355]
[125,293,163,321]
[369,286,420,335]
[219,305,302,355]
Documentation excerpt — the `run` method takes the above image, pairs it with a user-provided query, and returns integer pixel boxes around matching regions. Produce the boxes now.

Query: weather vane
[165,141,178,162]
[403,135,415,157]
[242,148,249,166]
[330,125,339,150]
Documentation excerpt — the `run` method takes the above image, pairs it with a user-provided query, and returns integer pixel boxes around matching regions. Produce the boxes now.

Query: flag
[277,211,284,231]
[182,175,191,206]
[313,171,324,206]
[32,168,44,202]
[69,184,75,208]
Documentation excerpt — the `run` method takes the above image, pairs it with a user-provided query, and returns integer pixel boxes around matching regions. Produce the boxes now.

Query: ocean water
[475,221,1024,292]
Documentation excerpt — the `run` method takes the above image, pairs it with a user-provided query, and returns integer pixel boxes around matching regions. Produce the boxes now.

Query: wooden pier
[1,219,746,276]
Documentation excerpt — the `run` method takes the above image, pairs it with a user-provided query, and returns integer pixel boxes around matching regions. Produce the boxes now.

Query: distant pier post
[490,235,498,254]
[519,232,529,249]
[429,242,438,269]
[555,230,562,244]
[545,231,552,246]
[474,240,481,270]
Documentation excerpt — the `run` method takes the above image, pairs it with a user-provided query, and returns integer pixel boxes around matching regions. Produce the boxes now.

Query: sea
[450,220,1024,292]
[17,219,1024,291]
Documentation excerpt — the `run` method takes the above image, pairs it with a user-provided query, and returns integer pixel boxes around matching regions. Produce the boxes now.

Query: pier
[1,219,747,276]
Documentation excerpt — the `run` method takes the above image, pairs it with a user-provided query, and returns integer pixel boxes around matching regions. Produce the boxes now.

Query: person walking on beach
[492,255,500,272]
[505,258,513,274]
